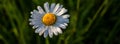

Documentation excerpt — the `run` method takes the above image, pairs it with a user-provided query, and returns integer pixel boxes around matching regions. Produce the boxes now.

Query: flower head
[29,2,70,38]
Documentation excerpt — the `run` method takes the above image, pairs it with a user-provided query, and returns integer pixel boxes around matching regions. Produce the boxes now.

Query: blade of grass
[0,34,8,44]
[82,0,107,34]
[105,15,120,44]
[76,0,80,11]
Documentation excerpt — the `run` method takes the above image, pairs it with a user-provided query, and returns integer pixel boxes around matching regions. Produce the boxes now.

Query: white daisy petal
[30,10,38,18]
[29,19,43,26]
[35,26,44,33]
[35,27,42,33]
[53,3,60,14]
[32,25,38,29]
[57,8,67,16]
[29,22,32,25]
[30,12,33,14]
[55,5,63,14]
[62,14,70,18]
[29,20,39,25]
[57,16,69,24]
[44,2,49,13]
[37,6,45,14]
[29,19,40,23]
[51,26,58,35]
[44,30,49,38]
[33,24,41,29]
[32,26,36,29]
[50,3,55,12]
[48,26,53,38]
[30,10,42,19]
[59,24,66,29]
[56,27,62,34]
[39,27,46,36]
[63,23,68,26]
[54,16,69,29]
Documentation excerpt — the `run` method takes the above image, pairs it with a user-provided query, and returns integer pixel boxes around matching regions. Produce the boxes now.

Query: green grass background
[0,0,120,44]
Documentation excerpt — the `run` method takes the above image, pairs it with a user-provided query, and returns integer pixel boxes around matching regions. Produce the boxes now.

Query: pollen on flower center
[42,13,56,26]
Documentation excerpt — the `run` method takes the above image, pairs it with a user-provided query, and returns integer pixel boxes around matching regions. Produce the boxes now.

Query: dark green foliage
[0,0,120,44]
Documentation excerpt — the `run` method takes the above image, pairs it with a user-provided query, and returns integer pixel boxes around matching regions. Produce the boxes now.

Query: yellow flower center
[42,13,56,26]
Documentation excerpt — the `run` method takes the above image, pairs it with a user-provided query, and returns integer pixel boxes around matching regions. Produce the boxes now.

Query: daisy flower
[29,2,70,38]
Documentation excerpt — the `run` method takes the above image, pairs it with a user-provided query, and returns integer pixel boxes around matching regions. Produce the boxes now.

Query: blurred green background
[0,0,120,44]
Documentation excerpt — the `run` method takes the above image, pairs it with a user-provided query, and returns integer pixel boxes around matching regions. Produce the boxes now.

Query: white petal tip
[50,36,53,38]
[32,26,36,29]
[44,35,48,38]
[60,24,66,29]
[30,12,33,14]
[62,14,70,18]
[39,33,42,36]
[29,23,33,25]
[37,6,40,9]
